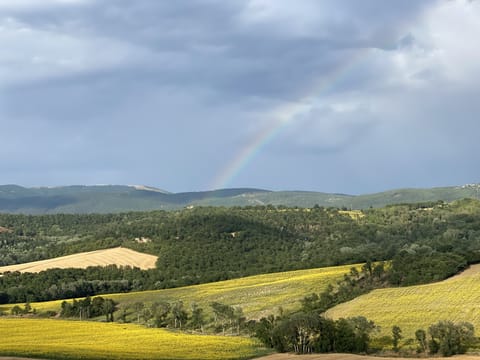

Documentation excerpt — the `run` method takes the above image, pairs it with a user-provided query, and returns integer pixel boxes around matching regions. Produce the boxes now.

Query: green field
[0,318,267,360]
[1,263,355,320]
[327,264,480,339]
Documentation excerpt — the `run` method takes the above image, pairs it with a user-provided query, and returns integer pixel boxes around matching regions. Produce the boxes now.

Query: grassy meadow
[327,264,480,339]
[0,318,267,360]
[1,263,356,319]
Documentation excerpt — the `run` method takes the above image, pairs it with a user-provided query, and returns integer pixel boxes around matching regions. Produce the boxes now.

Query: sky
[1,0,479,194]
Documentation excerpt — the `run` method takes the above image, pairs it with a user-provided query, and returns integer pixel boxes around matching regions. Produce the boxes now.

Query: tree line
[59,297,248,335]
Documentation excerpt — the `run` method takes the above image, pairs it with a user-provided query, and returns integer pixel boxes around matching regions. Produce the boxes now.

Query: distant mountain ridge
[0,183,478,214]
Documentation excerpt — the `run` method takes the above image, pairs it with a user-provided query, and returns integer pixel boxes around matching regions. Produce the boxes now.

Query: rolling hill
[0,263,355,319]
[0,247,158,274]
[326,264,480,338]
[0,183,479,214]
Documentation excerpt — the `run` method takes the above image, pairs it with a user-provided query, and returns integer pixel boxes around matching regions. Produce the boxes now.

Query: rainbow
[210,48,372,190]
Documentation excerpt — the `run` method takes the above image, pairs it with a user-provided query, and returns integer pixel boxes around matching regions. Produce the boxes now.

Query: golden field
[0,264,355,319]
[0,247,158,273]
[0,318,266,360]
[327,264,480,339]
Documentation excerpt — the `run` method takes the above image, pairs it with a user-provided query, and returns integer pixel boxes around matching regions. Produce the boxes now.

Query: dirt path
[254,354,480,360]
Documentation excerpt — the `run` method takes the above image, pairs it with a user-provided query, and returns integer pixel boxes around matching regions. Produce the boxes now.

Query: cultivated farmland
[327,264,480,338]
[1,263,356,319]
[0,318,267,360]
[0,247,158,273]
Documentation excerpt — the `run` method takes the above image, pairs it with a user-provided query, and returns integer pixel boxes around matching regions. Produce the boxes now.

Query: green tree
[415,329,427,353]
[133,302,144,323]
[189,303,205,332]
[428,320,475,356]
[171,301,188,329]
[10,305,23,315]
[210,302,235,334]
[152,301,170,328]
[102,299,117,322]
[392,325,402,352]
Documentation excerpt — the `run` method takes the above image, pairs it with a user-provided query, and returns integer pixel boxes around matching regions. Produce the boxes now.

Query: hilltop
[0,183,479,214]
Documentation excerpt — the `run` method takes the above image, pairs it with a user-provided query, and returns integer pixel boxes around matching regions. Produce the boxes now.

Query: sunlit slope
[7,264,355,318]
[0,318,265,360]
[0,247,158,273]
[327,264,480,338]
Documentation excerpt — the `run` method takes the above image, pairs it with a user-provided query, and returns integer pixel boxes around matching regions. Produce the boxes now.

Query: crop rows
[4,264,354,319]
[327,264,480,338]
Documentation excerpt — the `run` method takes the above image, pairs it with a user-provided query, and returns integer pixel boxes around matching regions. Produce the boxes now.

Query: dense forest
[0,199,479,303]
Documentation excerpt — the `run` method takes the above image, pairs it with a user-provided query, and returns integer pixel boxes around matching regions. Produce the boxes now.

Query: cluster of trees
[388,321,476,356]
[110,300,246,335]
[0,266,158,304]
[424,321,475,356]
[254,313,377,354]
[301,261,388,314]
[252,304,476,356]
[1,200,480,303]
[389,251,467,286]
[60,296,117,321]
[58,297,249,336]
[10,302,35,316]
[146,301,245,334]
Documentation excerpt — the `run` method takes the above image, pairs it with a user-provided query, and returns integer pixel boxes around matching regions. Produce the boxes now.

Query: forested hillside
[1,184,479,214]
[0,199,479,303]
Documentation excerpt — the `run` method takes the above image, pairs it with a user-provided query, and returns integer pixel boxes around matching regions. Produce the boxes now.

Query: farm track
[0,247,158,273]
[255,353,480,360]
[2,354,480,360]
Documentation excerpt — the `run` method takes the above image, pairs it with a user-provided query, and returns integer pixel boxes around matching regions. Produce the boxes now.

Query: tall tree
[392,325,402,352]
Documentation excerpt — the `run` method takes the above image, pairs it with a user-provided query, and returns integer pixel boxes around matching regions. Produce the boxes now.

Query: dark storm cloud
[1,0,479,192]
[2,0,434,98]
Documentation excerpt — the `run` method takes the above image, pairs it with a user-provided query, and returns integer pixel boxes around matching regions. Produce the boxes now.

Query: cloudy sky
[1,0,479,193]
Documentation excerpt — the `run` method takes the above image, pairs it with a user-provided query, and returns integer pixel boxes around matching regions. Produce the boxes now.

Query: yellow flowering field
[327,264,480,339]
[0,318,267,360]
[4,263,355,319]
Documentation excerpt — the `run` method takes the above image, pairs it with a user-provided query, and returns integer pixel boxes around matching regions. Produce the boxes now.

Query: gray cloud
[0,0,479,193]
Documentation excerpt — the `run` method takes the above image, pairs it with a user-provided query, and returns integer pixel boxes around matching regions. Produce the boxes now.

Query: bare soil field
[255,354,480,360]
[0,247,158,273]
